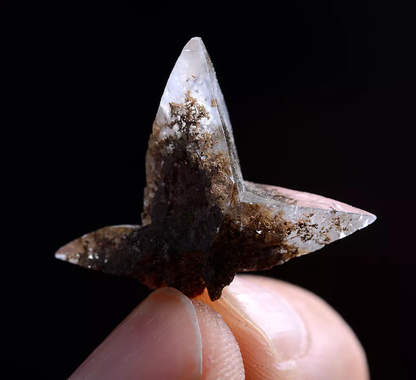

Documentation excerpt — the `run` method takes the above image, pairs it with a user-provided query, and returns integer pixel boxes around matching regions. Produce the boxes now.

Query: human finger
[196,275,369,380]
[70,287,244,380]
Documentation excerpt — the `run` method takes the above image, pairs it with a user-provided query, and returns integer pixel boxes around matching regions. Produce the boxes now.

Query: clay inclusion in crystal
[56,37,376,301]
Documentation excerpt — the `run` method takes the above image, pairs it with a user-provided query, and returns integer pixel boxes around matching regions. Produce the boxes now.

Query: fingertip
[244,275,369,380]
[197,275,369,380]
[191,300,245,380]
[192,300,245,380]
[70,287,202,380]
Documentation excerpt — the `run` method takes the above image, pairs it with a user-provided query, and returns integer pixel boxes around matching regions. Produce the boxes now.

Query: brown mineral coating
[56,87,370,300]
[57,91,303,301]
[205,202,299,300]
[57,201,300,301]
[137,90,300,300]
[141,90,236,298]
[143,90,234,226]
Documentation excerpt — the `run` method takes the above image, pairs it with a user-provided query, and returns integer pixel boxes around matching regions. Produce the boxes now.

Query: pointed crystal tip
[55,240,82,265]
[184,36,203,48]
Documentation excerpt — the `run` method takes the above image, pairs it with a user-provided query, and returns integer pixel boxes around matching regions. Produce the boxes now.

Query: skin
[70,275,369,380]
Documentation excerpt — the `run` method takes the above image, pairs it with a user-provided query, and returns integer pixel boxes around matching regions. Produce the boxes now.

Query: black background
[5,1,414,379]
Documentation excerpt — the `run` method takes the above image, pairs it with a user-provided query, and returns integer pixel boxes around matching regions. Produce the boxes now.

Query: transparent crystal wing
[55,225,141,276]
[243,181,377,257]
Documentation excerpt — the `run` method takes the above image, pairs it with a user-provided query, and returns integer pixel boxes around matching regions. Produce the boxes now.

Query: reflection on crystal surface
[56,37,376,300]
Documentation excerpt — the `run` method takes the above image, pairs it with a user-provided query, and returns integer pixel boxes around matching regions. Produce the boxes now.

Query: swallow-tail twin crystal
[56,37,376,301]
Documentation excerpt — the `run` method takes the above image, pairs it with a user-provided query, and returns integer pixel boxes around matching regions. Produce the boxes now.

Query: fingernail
[71,287,202,380]
[226,276,308,361]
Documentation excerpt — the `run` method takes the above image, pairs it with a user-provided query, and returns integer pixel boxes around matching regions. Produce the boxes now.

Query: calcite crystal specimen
[56,37,376,300]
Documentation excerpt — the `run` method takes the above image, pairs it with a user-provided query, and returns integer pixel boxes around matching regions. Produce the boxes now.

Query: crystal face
[56,37,376,300]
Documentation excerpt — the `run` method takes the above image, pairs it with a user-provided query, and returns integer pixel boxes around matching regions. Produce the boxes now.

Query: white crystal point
[156,37,243,185]
[243,181,377,258]
[143,37,244,225]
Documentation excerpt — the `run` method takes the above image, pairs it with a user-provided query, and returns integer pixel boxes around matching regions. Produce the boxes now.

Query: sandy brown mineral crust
[58,206,301,300]
[204,203,299,300]
[138,90,303,300]
[140,90,238,298]
[143,90,234,226]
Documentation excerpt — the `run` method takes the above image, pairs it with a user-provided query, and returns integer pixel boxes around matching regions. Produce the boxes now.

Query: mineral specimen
[56,37,376,301]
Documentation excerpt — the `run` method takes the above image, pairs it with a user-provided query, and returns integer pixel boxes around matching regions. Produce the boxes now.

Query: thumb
[69,287,244,380]
[197,275,369,380]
